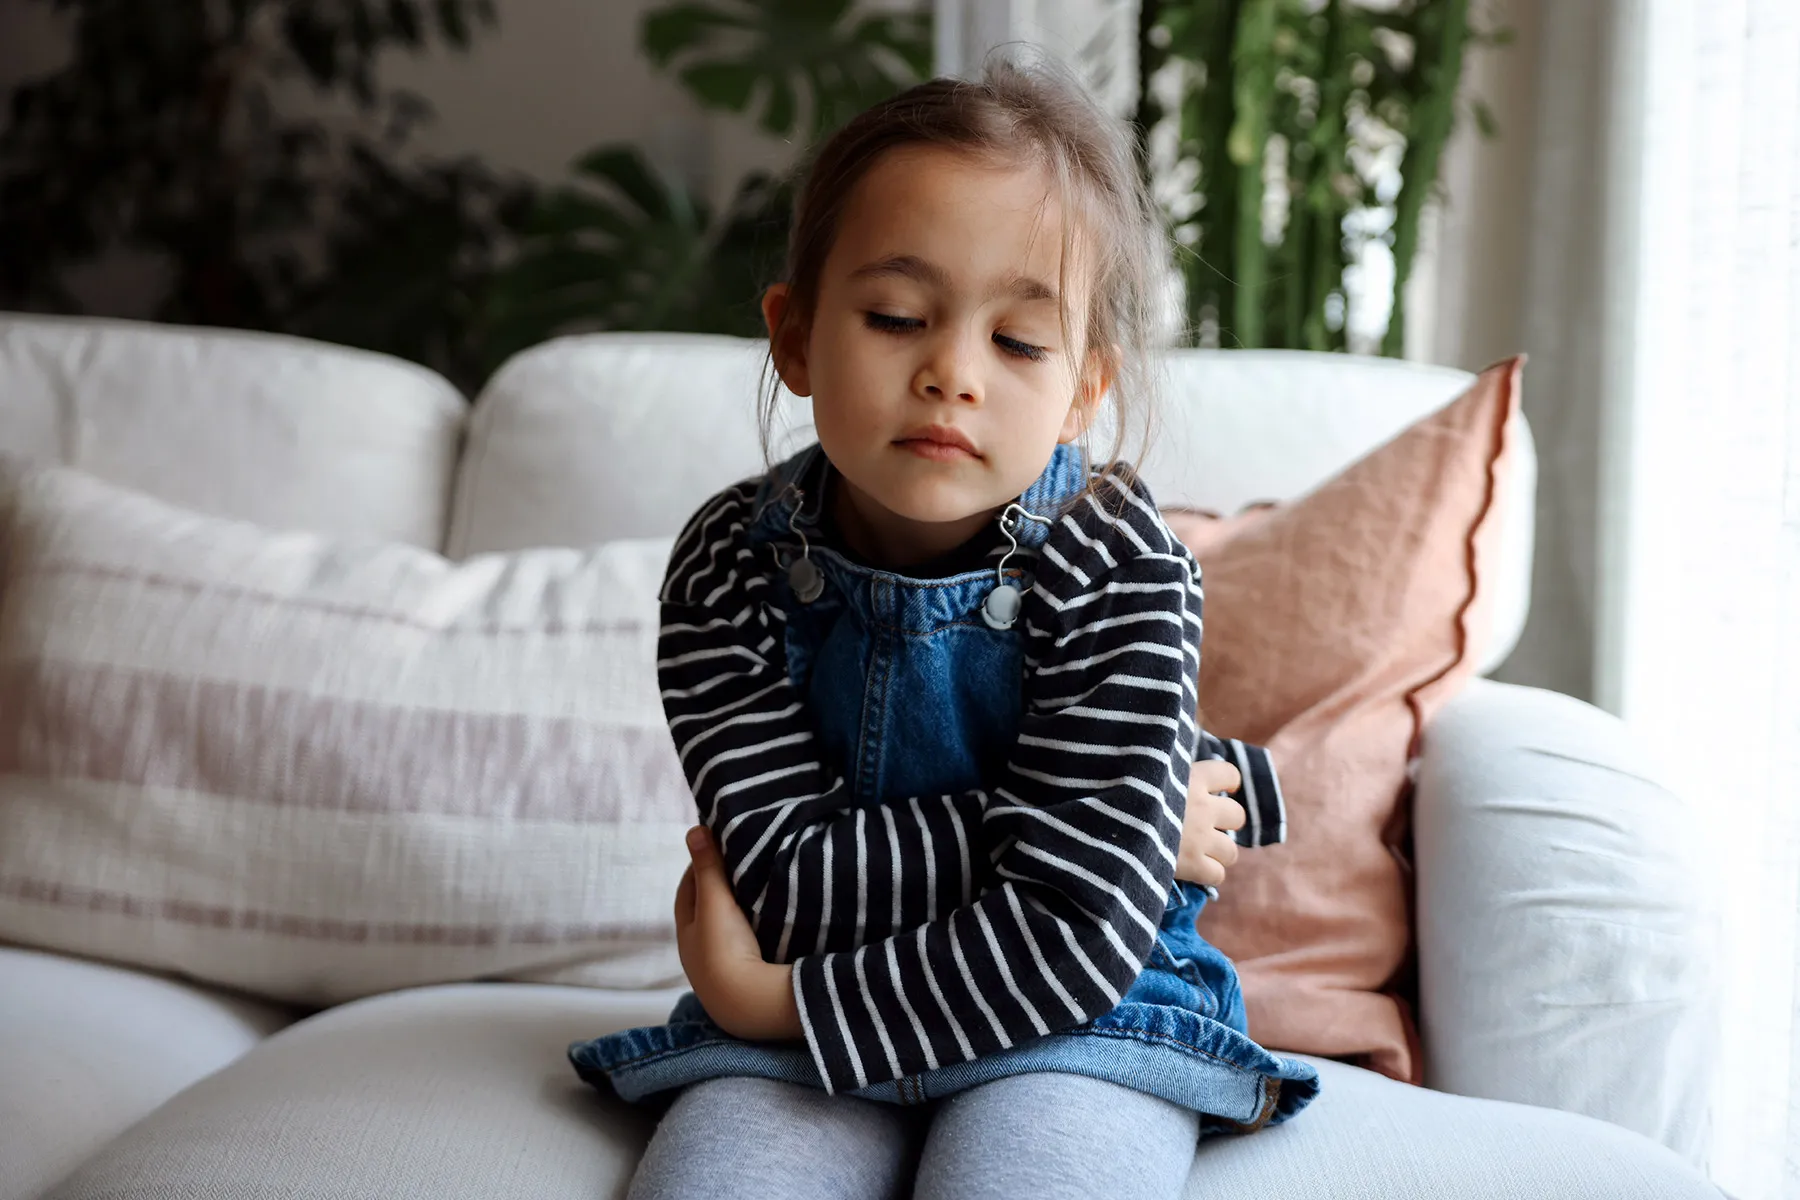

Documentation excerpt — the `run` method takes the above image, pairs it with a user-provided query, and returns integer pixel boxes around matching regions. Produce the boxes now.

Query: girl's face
[763,145,1107,568]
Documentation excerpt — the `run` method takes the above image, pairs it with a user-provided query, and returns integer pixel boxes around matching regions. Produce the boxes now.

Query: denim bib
[770,442,1081,807]
[571,446,1319,1136]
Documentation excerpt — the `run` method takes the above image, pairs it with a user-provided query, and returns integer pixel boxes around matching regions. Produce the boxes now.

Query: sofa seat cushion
[0,945,295,1200]
[37,983,680,1200]
[30,983,1720,1200]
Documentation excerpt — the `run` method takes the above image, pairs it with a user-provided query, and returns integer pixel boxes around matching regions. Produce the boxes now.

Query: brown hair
[759,48,1167,499]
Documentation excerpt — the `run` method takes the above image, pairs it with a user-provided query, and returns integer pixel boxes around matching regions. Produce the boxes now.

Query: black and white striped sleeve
[788,480,1210,1095]
[658,482,991,963]
[1198,731,1287,848]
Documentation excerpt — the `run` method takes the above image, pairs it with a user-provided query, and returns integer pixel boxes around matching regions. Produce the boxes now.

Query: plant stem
[1228,0,1279,348]
[1304,0,1348,351]
[1134,0,1165,183]
[1170,0,1236,345]
[1382,0,1468,357]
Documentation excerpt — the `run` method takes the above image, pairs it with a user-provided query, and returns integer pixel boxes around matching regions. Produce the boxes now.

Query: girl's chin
[832,459,1018,530]
[870,488,1003,529]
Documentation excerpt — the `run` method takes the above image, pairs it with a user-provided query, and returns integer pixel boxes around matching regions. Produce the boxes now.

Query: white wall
[1402,0,1598,700]
[377,0,797,202]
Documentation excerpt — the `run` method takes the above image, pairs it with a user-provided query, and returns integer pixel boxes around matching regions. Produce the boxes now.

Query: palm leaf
[485,144,768,364]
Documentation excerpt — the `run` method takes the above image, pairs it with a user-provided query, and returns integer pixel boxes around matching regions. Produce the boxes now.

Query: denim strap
[1010,443,1088,549]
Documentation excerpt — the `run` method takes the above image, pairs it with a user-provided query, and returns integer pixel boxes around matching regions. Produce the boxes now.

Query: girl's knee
[915,1075,1198,1200]
[630,1079,921,1200]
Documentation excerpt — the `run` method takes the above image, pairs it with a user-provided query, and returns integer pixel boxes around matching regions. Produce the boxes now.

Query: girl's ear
[1059,345,1115,444]
[761,284,813,397]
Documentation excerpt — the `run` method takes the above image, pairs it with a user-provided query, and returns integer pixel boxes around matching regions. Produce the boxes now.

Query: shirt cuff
[1198,731,1288,847]
[792,953,869,1096]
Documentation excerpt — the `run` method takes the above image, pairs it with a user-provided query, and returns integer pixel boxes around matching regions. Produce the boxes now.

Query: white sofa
[0,315,1722,1198]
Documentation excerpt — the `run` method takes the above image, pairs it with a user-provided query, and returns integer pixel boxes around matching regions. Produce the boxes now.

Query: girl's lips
[897,437,979,462]
[896,425,980,461]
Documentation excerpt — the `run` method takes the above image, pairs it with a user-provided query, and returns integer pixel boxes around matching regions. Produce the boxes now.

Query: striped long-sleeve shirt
[658,470,1285,1096]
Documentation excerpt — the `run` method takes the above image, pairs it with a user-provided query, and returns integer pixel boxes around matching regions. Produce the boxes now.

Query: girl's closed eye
[994,332,1049,363]
[864,310,1049,364]
[863,311,922,334]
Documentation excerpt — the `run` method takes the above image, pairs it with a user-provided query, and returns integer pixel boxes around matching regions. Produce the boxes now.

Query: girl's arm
[780,481,1235,1095]
[662,483,1285,962]
[659,481,995,960]
[665,478,1286,1095]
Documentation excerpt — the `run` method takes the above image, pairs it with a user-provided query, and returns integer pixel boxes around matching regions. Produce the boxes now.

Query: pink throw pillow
[1167,356,1524,1084]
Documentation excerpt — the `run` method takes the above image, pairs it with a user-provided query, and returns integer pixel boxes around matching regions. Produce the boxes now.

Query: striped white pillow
[0,460,692,1004]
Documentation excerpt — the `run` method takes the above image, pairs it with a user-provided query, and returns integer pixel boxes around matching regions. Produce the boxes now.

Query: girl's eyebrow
[849,254,1059,305]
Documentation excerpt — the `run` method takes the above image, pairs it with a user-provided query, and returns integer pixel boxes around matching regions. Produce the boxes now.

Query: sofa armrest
[1413,678,1717,1166]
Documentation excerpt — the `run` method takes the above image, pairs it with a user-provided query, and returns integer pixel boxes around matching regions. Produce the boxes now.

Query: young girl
[570,53,1319,1199]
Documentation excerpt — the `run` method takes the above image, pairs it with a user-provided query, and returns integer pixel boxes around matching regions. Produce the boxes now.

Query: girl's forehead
[829,145,1073,280]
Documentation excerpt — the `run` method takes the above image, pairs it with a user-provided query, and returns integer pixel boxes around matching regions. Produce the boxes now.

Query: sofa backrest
[445,333,778,559]
[450,333,1536,674]
[0,315,464,548]
[0,317,1536,673]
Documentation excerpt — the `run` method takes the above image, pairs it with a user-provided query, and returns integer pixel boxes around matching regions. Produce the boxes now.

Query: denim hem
[569,992,1320,1135]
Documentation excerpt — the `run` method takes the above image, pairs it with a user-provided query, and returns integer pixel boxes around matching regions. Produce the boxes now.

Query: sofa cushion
[1165,358,1524,1085]
[0,945,294,1200]
[33,983,682,1200]
[31,984,1721,1200]
[0,315,465,549]
[447,332,810,557]
[0,460,691,1006]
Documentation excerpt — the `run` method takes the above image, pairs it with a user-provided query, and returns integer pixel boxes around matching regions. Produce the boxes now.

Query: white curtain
[1591,4,1800,1195]
[1474,0,1615,704]
[1434,0,1800,1192]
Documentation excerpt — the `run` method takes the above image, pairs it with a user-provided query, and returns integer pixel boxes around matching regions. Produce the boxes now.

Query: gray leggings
[625,1072,1200,1200]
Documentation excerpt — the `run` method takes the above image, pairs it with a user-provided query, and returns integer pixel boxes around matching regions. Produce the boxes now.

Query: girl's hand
[674,826,804,1042]
[1180,759,1245,889]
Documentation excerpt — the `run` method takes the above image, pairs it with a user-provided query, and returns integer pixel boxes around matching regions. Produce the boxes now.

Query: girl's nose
[914,333,980,403]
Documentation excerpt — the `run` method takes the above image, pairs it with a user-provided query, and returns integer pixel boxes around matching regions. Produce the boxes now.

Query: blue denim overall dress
[570,446,1320,1137]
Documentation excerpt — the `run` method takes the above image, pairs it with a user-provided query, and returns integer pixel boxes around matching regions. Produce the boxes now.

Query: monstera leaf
[483,145,784,365]
[642,0,931,140]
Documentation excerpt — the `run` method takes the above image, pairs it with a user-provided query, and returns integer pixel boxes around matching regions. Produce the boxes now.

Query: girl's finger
[1213,796,1247,831]
[1193,760,1242,795]
[1177,844,1223,887]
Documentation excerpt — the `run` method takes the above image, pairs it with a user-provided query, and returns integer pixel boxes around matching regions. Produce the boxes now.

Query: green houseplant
[1137,0,1505,352]
[481,0,931,364]
[0,0,1496,386]
[493,0,1497,361]
[0,0,531,391]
